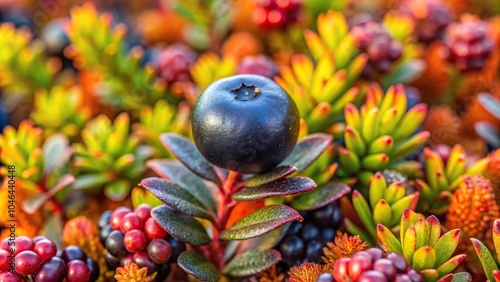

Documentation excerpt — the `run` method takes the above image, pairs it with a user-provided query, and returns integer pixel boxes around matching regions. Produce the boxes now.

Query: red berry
[34,239,58,262]
[14,236,34,255]
[134,204,152,222]
[144,217,168,241]
[133,251,157,273]
[66,260,91,282]
[123,230,147,253]
[348,251,373,280]
[147,238,172,264]
[33,236,48,244]
[110,207,132,230]
[0,249,11,272]
[154,44,198,84]
[365,248,383,261]
[0,272,23,282]
[0,238,10,251]
[333,258,351,281]
[15,250,41,275]
[120,213,144,233]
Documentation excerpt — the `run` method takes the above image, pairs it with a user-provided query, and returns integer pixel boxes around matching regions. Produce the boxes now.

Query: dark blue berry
[61,246,87,263]
[279,236,304,262]
[98,211,112,230]
[100,224,113,246]
[105,230,128,258]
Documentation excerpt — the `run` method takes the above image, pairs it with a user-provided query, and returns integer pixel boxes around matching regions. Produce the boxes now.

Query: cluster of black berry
[332,248,422,282]
[0,236,98,282]
[350,15,403,78]
[99,204,186,281]
[277,201,343,268]
[442,15,493,72]
[253,0,302,29]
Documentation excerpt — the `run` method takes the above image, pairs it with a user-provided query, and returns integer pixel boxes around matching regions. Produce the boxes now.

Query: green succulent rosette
[72,113,153,201]
[472,219,500,282]
[415,144,488,215]
[378,209,471,282]
[345,171,419,246]
[336,83,429,186]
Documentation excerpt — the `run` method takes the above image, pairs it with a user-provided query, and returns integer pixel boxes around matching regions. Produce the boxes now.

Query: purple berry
[35,257,66,282]
[66,260,91,282]
[15,250,41,275]
[147,238,172,264]
[61,246,87,263]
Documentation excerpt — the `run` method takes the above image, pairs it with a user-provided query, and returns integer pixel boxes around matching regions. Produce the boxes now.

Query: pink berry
[144,217,168,241]
[123,230,147,253]
[0,238,10,251]
[14,236,34,255]
[0,249,11,272]
[34,239,58,262]
[110,207,132,230]
[66,260,91,282]
[15,250,41,275]
[0,271,23,282]
[349,251,373,280]
[333,258,351,281]
[134,204,152,222]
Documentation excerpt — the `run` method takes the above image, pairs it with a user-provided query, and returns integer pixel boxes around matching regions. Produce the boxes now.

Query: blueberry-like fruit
[192,74,299,174]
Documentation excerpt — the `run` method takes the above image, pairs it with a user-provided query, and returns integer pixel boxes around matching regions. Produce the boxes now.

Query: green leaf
[471,238,499,282]
[223,250,281,277]
[353,190,377,239]
[413,246,436,271]
[140,177,213,220]
[427,216,441,249]
[177,251,221,282]
[400,209,423,244]
[291,182,351,211]
[104,180,131,202]
[383,59,425,86]
[220,205,302,240]
[402,226,417,265]
[421,269,439,282]
[239,223,290,252]
[450,272,472,282]
[233,177,316,201]
[280,133,333,172]
[415,219,429,249]
[146,159,216,212]
[243,166,297,187]
[151,205,210,245]
[160,133,221,184]
[373,199,393,228]
[377,224,402,254]
[434,229,461,267]
[72,173,110,190]
[436,254,467,279]
[42,134,71,175]
[492,219,500,263]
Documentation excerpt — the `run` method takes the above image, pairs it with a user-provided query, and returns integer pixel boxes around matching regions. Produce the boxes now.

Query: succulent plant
[471,219,500,282]
[133,100,191,158]
[0,23,56,96]
[67,3,167,111]
[475,93,500,148]
[377,209,471,282]
[31,86,91,139]
[336,83,429,185]
[345,171,419,246]
[276,11,367,136]
[190,52,236,91]
[72,113,153,201]
[0,120,74,217]
[415,144,488,215]
[445,175,499,257]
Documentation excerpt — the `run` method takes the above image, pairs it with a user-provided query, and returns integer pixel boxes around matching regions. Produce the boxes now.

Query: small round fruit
[192,74,299,174]
[0,272,23,282]
[33,236,48,244]
[147,238,172,264]
[35,257,66,282]
[98,210,112,229]
[123,230,147,253]
[61,246,87,263]
[0,238,10,251]
[144,217,168,241]
[133,251,157,273]
[105,231,127,258]
[279,235,304,261]
[333,258,351,281]
[14,236,34,255]
[134,204,152,222]
[374,258,397,280]
[100,224,113,245]
[87,258,100,282]
[358,270,388,282]
[34,239,58,261]
[0,249,10,272]
[349,251,373,280]
[120,213,144,233]
[110,207,132,230]
[168,237,186,263]
[66,260,91,282]
[105,253,121,269]
[15,250,41,275]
